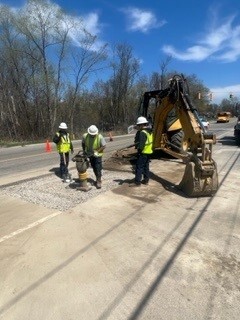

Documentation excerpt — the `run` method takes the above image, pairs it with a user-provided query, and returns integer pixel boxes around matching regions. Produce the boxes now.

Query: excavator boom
[139,74,218,197]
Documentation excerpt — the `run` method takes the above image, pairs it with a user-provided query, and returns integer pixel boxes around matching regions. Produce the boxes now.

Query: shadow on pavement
[49,167,61,178]
[217,135,236,146]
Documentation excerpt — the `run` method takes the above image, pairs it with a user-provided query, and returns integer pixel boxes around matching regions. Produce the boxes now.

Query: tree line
[0,0,216,142]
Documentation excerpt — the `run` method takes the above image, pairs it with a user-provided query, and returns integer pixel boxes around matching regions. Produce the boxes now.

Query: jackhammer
[72,152,91,191]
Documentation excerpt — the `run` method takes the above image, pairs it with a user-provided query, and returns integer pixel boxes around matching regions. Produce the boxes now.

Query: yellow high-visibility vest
[142,130,153,154]
[84,133,103,156]
[56,132,71,153]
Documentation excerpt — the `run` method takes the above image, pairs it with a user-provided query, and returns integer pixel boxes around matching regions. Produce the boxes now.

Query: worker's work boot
[96,179,102,189]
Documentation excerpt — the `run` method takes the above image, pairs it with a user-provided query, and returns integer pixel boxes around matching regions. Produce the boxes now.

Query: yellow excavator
[137,74,218,197]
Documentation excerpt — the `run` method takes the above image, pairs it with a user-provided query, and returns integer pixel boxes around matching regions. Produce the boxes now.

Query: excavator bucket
[178,161,218,197]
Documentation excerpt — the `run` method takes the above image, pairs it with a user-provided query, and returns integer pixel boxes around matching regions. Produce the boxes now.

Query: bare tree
[66,28,108,136]
[107,43,140,126]
[0,0,108,140]
[14,0,72,135]
[149,56,172,90]
[159,55,172,89]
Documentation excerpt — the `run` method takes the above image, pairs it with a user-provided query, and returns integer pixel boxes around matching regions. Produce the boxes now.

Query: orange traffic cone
[45,140,52,152]
[108,131,113,142]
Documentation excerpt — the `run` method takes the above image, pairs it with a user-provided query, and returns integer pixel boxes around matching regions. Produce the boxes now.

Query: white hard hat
[59,122,68,129]
[136,116,148,125]
[88,125,99,135]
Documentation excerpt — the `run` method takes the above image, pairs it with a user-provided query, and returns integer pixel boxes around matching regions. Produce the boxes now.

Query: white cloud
[162,44,214,62]
[83,13,101,35]
[66,13,106,51]
[162,15,240,62]
[210,84,240,103]
[122,7,166,33]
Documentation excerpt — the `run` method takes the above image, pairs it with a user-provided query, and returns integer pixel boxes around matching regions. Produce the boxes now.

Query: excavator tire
[235,129,240,146]
[178,161,219,197]
[170,130,184,152]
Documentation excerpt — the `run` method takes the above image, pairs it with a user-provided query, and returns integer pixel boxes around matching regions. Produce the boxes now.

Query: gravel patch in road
[1,165,133,212]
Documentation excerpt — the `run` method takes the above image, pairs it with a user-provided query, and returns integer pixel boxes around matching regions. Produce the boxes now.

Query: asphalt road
[0,120,240,320]
[0,134,135,184]
[0,120,235,183]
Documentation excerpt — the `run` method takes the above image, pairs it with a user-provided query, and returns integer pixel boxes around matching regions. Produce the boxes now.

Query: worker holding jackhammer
[82,125,106,189]
[53,122,74,179]
[129,116,153,187]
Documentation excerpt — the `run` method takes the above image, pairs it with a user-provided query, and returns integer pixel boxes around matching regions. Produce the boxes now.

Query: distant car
[199,117,209,130]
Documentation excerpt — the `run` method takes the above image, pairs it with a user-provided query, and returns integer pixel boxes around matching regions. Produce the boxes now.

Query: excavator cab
[138,74,218,197]
[139,90,184,153]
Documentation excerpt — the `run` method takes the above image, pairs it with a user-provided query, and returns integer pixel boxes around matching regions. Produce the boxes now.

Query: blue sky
[1,0,240,103]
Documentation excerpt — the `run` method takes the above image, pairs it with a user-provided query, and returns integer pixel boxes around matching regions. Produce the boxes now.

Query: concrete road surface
[0,131,240,319]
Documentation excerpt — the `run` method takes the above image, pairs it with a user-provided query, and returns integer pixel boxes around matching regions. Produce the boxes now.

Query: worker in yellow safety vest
[53,122,74,179]
[129,116,153,187]
[82,125,106,189]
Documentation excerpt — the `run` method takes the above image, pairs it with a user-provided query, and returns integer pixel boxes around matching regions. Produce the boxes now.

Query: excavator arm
[140,74,218,197]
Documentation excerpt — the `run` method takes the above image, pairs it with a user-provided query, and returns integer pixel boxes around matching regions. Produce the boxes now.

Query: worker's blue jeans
[59,152,69,177]
[135,153,150,184]
[89,156,102,180]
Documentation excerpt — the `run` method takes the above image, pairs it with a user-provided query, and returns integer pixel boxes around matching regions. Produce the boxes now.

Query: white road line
[0,212,61,244]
